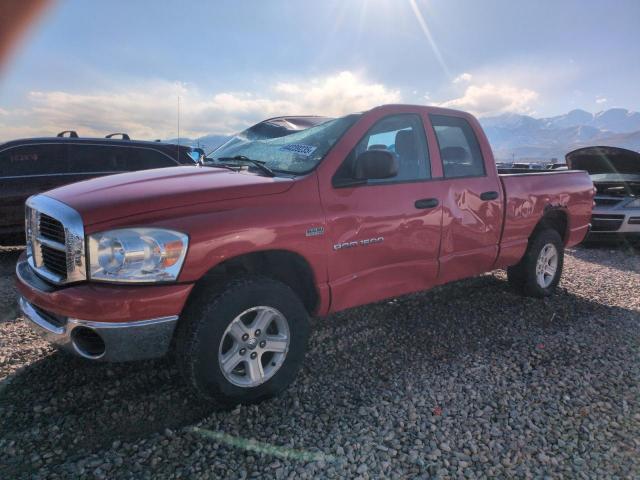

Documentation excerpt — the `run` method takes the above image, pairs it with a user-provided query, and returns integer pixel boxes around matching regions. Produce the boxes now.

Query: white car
[566,146,640,240]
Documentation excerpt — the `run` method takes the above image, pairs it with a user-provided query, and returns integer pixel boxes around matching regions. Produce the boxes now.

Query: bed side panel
[495,171,593,269]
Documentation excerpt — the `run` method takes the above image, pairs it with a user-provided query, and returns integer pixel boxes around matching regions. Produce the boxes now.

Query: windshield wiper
[201,160,241,172]
[216,156,275,177]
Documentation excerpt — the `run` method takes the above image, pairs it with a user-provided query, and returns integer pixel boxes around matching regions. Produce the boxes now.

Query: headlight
[88,228,188,283]
[625,198,640,208]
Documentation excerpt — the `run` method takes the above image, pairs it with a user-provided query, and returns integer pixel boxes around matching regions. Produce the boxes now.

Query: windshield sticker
[279,144,317,156]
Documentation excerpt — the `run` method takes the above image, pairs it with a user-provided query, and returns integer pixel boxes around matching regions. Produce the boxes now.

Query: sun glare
[408,0,451,78]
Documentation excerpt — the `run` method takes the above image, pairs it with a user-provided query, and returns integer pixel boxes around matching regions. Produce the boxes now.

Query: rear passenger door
[428,114,504,283]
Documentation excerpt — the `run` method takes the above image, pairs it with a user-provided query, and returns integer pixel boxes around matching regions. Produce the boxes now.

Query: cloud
[438,82,538,117]
[434,58,584,117]
[595,96,607,104]
[273,71,401,115]
[0,71,401,141]
[453,73,472,84]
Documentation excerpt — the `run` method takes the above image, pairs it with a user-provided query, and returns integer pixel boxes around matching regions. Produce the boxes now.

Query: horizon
[1,0,639,141]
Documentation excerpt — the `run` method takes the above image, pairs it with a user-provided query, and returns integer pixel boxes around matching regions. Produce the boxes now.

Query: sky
[1,0,639,141]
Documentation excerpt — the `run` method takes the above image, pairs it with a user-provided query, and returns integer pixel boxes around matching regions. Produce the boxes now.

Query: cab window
[335,114,430,184]
[430,115,485,178]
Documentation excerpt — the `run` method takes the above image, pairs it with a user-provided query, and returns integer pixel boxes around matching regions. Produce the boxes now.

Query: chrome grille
[41,244,69,277]
[25,195,86,285]
[39,214,66,244]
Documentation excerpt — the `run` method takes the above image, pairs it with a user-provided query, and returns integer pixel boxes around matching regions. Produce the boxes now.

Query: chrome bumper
[18,296,178,362]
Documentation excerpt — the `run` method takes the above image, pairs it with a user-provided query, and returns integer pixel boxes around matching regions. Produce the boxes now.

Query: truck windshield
[206,114,360,174]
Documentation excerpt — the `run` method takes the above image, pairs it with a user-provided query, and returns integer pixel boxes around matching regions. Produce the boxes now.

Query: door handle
[415,198,439,209]
[480,191,499,201]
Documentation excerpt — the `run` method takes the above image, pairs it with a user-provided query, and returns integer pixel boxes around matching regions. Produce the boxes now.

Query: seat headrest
[354,151,399,179]
[395,130,416,158]
[441,146,469,162]
[368,144,388,151]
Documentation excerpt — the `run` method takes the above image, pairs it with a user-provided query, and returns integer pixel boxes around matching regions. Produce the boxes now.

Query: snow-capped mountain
[480,108,640,161]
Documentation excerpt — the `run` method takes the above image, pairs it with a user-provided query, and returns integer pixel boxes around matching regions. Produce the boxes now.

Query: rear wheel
[507,228,564,297]
[176,276,310,406]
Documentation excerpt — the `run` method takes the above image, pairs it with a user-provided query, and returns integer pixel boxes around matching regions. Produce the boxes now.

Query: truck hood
[46,166,294,226]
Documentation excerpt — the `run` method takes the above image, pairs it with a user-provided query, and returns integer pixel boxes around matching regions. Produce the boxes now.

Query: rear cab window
[430,115,486,178]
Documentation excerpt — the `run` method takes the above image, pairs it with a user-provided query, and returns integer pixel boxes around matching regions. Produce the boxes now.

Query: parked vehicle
[566,146,640,240]
[0,132,201,242]
[16,105,594,406]
[226,115,333,143]
[546,163,568,170]
[509,162,545,170]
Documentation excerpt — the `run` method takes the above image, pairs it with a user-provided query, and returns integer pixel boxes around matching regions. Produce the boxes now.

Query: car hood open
[45,166,294,226]
[565,146,640,175]
[566,146,640,196]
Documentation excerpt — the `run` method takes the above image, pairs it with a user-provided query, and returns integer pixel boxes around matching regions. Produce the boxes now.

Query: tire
[507,228,564,298]
[175,276,310,406]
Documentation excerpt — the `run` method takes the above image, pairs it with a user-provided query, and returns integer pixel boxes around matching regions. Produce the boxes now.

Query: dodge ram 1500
[16,105,594,406]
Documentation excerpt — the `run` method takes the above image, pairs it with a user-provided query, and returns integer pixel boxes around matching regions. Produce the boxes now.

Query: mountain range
[165,134,229,153]
[479,108,640,161]
[170,107,640,162]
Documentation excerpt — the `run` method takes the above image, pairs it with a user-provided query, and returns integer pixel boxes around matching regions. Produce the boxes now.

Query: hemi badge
[305,226,325,237]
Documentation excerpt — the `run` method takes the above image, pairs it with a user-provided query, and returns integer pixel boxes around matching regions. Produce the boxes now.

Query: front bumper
[19,296,178,361]
[15,254,194,362]
[589,206,640,234]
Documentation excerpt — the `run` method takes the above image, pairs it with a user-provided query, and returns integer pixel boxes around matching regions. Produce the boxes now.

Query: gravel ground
[1,244,639,479]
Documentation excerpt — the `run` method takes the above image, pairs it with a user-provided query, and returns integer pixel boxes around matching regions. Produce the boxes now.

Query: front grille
[41,244,68,278]
[39,214,66,244]
[26,195,86,285]
[591,214,625,232]
[594,197,622,207]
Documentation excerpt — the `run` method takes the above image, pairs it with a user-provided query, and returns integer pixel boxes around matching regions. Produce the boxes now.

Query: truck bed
[494,169,594,269]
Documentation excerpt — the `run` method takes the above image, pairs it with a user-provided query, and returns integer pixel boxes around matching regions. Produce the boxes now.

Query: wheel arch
[533,207,569,244]
[191,249,320,314]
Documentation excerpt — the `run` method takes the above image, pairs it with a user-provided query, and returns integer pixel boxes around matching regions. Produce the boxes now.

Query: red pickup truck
[16,105,594,406]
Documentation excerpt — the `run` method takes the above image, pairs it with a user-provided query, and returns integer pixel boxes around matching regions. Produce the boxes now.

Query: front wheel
[507,228,564,297]
[176,276,310,406]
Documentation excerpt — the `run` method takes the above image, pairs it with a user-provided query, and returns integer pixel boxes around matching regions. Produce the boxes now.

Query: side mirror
[354,150,399,180]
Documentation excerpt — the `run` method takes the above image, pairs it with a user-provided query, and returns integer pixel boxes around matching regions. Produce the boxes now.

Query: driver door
[319,113,445,312]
